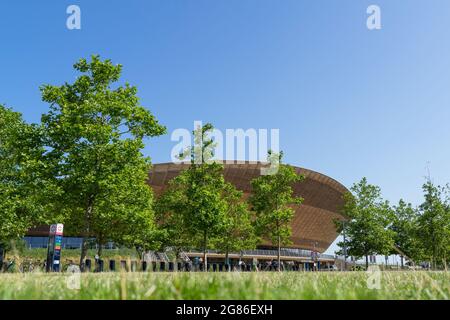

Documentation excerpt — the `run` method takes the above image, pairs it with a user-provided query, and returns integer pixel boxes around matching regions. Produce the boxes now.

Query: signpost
[46,224,64,272]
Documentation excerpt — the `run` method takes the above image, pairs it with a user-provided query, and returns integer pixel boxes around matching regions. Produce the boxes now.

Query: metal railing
[142,248,336,262]
[155,252,170,262]
[186,249,335,260]
[143,251,158,261]
[179,251,191,262]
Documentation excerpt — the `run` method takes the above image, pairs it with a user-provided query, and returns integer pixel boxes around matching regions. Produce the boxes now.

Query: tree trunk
[136,246,144,261]
[203,230,208,272]
[277,234,281,272]
[225,250,229,266]
[401,255,404,269]
[80,237,89,269]
[365,255,369,270]
[97,242,103,257]
[79,195,94,268]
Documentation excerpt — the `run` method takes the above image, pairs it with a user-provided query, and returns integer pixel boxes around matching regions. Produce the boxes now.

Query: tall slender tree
[156,123,233,271]
[390,199,423,267]
[214,183,258,264]
[155,176,198,259]
[336,178,395,269]
[40,56,166,266]
[249,151,304,270]
[417,181,450,269]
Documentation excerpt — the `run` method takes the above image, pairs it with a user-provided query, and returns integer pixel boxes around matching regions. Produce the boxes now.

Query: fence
[1,257,334,273]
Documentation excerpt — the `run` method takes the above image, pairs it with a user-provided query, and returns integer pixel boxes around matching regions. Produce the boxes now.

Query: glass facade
[23,237,117,249]
[23,236,83,249]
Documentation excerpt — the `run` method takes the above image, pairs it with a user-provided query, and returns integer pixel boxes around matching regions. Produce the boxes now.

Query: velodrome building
[26,161,348,269]
[148,161,348,269]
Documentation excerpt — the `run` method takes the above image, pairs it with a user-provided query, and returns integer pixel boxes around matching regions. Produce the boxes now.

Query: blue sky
[1,1,449,254]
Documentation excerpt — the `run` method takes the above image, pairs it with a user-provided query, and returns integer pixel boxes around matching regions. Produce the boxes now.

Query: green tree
[417,181,450,269]
[390,199,423,267]
[336,178,395,269]
[213,183,258,264]
[155,177,197,259]
[40,56,166,266]
[156,123,230,271]
[89,161,160,257]
[249,151,304,270]
[0,105,51,258]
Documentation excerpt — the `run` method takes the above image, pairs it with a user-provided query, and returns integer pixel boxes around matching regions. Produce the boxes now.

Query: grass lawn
[6,248,141,262]
[0,271,448,300]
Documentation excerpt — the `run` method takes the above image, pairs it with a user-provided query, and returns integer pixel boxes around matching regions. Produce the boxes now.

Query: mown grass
[0,271,448,300]
[6,248,140,262]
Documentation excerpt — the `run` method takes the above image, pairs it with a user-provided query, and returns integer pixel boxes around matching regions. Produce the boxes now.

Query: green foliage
[417,181,450,268]
[157,123,249,266]
[390,199,424,263]
[213,183,258,260]
[160,124,227,247]
[180,162,228,244]
[155,177,197,253]
[0,106,49,246]
[337,178,395,266]
[39,55,166,261]
[249,151,303,266]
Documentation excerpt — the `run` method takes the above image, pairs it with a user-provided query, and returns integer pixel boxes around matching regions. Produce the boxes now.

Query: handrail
[186,249,335,260]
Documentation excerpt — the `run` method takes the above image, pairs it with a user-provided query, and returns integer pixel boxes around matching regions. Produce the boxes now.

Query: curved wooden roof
[148,161,348,253]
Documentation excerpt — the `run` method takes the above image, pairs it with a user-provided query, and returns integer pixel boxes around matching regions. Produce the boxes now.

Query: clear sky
[1,1,449,254]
